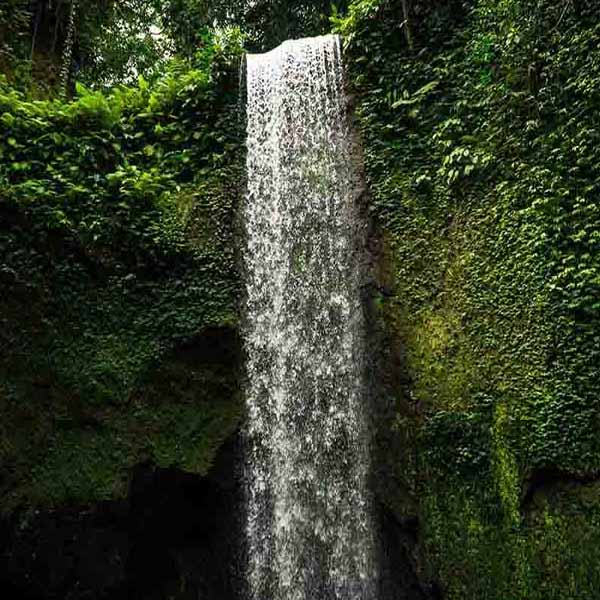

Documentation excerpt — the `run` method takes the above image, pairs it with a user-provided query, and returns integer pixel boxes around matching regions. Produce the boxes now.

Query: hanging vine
[59,0,78,96]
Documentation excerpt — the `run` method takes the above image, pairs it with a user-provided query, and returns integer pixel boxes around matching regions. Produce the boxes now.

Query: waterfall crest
[243,34,376,600]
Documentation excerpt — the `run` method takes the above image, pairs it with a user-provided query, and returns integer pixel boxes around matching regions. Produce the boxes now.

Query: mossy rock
[0,327,242,512]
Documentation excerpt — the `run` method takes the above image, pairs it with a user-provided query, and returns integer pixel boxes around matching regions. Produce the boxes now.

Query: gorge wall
[340,0,600,598]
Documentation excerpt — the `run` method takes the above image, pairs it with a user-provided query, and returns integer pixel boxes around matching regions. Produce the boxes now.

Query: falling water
[242,35,376,600]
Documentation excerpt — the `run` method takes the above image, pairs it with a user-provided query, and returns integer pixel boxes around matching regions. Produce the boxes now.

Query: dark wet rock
[377,501,442,600]
[0,437,243,600]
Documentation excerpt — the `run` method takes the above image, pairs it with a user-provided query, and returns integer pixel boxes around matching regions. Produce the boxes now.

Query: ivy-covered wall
[339,0,600,597]
[0,37,244,512]
[2,2,599,597]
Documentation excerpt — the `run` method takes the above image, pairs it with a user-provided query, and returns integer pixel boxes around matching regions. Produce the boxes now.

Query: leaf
[391,80,440,108]
[1,112,15,127]
[75,81,90,97]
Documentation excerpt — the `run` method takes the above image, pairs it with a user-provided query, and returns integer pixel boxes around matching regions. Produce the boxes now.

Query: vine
[59,0,78,96]
[0,31,244,510]
[339,0,600,596]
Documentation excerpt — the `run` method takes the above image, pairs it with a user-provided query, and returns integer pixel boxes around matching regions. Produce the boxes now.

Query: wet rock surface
[0,438,243,600]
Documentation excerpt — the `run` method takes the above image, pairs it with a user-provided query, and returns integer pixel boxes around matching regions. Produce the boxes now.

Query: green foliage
[0,41,243,510]
[340,0,600,595]
[0,0,246,93]
[4,1,347,93]
[0,1,31,70]
[238,0,350,52]
[157,0,352,53]
[423,481,600,600]
[77,0,173,87]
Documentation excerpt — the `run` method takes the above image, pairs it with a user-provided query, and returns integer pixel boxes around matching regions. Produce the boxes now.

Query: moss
[492,403,521,527]
[0,325,241,513]
[342,0,600,594]
[421,479,600,599]
[0,54,243,511]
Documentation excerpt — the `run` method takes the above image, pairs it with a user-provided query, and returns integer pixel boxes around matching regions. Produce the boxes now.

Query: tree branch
[401,0,414,51]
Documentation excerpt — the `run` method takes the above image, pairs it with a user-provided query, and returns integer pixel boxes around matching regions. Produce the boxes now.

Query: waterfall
[242,34,377,600]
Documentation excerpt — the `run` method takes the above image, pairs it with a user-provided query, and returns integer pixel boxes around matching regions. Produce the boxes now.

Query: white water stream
[242,34,377,600]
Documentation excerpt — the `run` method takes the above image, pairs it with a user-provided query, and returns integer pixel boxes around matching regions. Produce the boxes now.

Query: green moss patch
[0,38,244,511]
[340,0,600,595]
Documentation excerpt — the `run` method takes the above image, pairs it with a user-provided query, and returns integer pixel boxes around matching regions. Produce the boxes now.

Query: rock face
[341,0,600,597]
[0,51,243,512]
[376,502,434,600]
[0,438,243,600]
[0,450,439,600]
[2,2,599,598]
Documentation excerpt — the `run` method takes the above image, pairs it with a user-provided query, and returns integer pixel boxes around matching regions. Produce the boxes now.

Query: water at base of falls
[242,34,377,600]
